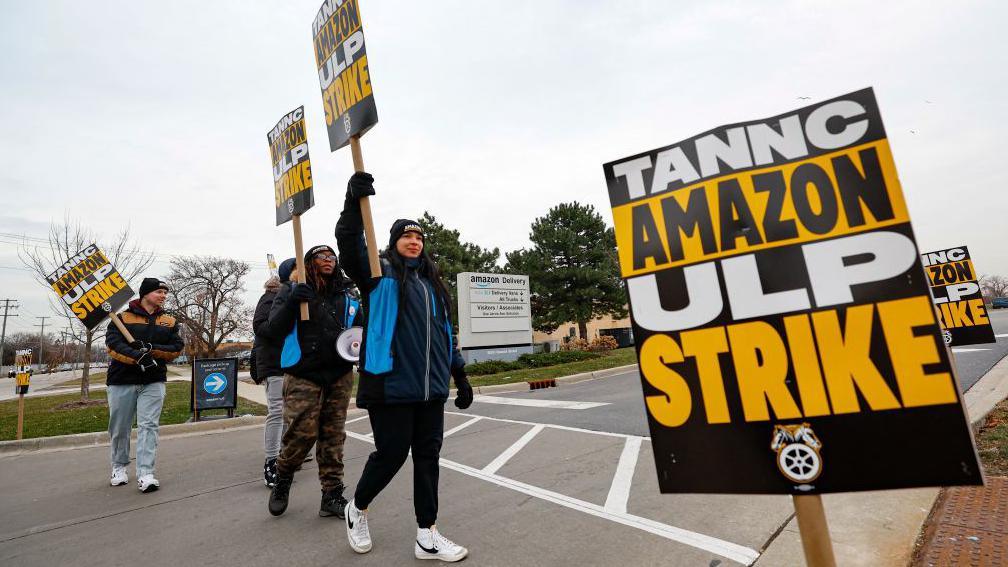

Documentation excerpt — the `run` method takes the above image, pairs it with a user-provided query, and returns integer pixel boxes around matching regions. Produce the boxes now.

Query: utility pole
[35,316,50,372]
[0,299,17,373]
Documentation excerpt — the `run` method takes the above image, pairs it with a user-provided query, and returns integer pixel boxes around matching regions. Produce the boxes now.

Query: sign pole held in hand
[268,105,316,321]
[350,136,381,276]
[314,0,381,277]
[292,214,310,320]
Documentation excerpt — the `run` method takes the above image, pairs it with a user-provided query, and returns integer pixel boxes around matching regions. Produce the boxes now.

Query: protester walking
[335,172,474,562]
[262,244,359,518]
[251,257,298,487]
[105,277,185,493]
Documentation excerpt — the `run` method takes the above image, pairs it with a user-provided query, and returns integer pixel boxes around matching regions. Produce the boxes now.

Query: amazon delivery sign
[192,358,238,411]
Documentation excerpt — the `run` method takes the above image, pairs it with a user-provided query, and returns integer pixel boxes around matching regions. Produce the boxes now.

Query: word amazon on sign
[46,244,135,330]
[313,0,377,151]
[268,106,316,226]
[603,88,981,494]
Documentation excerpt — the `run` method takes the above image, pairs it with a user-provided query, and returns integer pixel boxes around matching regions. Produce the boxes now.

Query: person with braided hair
[336,172,473,562]
[261,244,360,519]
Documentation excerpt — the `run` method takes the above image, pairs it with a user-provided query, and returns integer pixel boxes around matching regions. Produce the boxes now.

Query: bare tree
[19,216,155,399]
[980,274,1008,303]
[166,256,252,358]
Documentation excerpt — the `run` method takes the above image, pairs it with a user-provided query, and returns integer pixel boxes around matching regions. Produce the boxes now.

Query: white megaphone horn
[336,327,363,363]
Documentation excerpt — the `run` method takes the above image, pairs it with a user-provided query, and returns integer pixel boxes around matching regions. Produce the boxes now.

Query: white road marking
[604,436,643,514]
[473,395,610,410]
[446,410,650,442]
[996,333,1008,338]
[444,416,482,437]
[345,414,370,425]
[482,424,545,475]
[345,429,759,565]
[952,348,991,353]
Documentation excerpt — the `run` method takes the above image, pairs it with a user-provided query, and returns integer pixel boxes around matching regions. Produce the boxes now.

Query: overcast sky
[1,0,1005,338]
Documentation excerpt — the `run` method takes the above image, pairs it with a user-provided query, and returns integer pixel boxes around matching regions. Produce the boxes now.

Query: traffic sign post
[191,358,238,421]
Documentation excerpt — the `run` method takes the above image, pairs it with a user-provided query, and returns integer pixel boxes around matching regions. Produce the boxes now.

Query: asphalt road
[1,313,1005,566]
[952,307,1008,391]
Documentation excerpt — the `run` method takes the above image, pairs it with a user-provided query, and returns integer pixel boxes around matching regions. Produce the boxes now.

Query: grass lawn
[976,397,1008,476]
[0,382,266,441]
[469,347,637,388]
[55,371,108,388]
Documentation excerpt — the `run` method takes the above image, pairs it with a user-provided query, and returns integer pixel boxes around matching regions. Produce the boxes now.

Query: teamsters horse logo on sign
[770,423,823,486]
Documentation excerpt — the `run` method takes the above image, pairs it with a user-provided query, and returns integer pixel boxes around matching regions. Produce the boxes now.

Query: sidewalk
[756,352,1008,566]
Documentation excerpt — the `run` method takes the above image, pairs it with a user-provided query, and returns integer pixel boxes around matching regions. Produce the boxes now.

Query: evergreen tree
[505,202,627,339]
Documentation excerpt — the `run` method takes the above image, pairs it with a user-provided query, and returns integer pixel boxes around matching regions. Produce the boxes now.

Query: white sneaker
[345,499,372,553]
[415,526,467,562]
[137,474,160,493]
[110,466,128,486]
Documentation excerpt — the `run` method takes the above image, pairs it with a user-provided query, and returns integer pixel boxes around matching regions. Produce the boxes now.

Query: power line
[0,234,270,267]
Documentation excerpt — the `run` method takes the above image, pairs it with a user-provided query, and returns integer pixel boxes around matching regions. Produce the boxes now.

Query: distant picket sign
[603,88,981,495]
[268,106,316,226]
[312,0,378,151]
[45,244,135,331]
[921,245,996,346]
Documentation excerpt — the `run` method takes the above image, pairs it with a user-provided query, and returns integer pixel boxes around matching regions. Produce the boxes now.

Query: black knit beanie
[388,219,424,250]
[138,277,169,298]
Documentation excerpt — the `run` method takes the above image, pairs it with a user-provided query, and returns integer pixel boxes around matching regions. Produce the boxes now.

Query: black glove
[347,171,375,200]
[136,352,157,372]
[452,367,473,409]
[287,283,316,305]
[129,340,152,353]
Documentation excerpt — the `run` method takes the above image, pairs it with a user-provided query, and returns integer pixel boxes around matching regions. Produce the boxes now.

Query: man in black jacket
[106,277,184,493]
[252,257,296,487]
[262,244,359,519]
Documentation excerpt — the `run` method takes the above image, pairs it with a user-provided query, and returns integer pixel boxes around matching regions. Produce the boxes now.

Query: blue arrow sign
[203,372,227,395]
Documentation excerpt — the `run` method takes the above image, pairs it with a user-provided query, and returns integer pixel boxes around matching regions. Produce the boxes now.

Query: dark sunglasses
[314,254,337,261]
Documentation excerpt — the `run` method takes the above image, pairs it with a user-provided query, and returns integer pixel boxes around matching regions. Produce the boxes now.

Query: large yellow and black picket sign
[45,244,135,331]
[313,0,377,151]
[922,245,995,346]
[603,89,982,494]
[14,349,32,395]
[268,106,316,225]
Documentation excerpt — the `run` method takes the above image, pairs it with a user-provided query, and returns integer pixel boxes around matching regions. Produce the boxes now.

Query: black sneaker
[320,486,348,518]
[264,458,278,488]
[268,475,293,516]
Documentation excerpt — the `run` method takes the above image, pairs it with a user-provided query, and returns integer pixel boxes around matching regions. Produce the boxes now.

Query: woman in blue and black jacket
[336,172,473,563]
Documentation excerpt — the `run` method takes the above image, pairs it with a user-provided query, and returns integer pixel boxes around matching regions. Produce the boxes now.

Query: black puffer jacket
[251,277,282,384]
[261,280,358,386]
[106,300,185,385]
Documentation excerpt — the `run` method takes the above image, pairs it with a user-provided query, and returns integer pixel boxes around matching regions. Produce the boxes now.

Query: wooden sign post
[13,348,33,441]
[350,136,382,277]
[292,214,310,320]
[793,495,837,566]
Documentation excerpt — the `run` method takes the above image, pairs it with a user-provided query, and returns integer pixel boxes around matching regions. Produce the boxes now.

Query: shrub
[517,350,600,368]
[466,359,522,376]
[560,338,589,351]
[589,336,618,352]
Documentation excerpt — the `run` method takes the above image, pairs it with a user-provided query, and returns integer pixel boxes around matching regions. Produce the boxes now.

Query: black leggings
[354,401,445,527]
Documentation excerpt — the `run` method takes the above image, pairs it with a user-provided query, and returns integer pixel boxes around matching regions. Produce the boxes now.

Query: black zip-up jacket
[106,300,185,385]
[261,280,355,386]
[336,198,464,407]
[251,278,282,384]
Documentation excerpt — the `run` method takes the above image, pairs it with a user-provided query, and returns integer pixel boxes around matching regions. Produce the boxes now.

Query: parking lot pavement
[1,405,788,567]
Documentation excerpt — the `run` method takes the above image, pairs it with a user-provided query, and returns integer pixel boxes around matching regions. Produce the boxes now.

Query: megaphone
[336,327,363,362]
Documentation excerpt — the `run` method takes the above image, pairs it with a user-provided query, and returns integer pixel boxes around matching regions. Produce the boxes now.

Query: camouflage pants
[277,372,353,491]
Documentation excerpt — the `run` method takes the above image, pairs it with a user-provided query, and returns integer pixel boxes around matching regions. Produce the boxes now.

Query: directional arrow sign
[203,373,227,395]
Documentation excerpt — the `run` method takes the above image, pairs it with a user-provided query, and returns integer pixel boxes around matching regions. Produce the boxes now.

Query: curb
[0,414,267,457]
